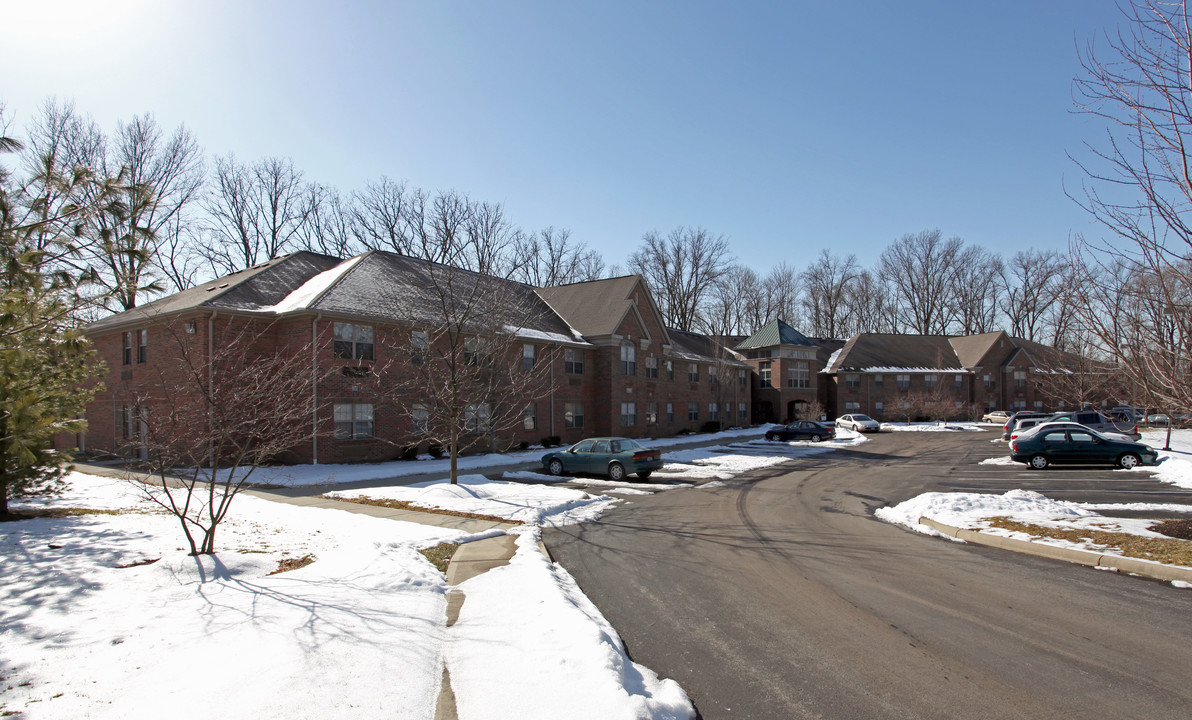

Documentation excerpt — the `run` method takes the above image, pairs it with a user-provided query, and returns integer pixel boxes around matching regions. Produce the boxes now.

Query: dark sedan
[764,421,835,443]
[541,437,663,481]
[1009,427,1159,469]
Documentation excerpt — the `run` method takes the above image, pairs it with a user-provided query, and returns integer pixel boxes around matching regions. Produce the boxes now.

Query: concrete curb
[918,516,1192,584]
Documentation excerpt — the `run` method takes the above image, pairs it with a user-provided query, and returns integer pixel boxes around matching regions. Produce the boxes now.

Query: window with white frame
[334,323,374,361]
[788,362,810,388]
[646,402,658,425]
[954,374,963,388]
[137,329,147,363]
[665,359,674,380]
[874,401,883,414]
[759,361,771,388]
[667,402,674,423]
[738,402,747,419]
[709,366,718,384]
[925,374,938,388]
[621,343,636,376]
[688,402,699,422]
[1034,400,1044,410]
[874,374,883,387]
[523,403,536,431]
[564,402,584,429]
[464,337,489,365]
[411,331,429,365]
[645,356,658,379]
[845,373,860,388]
[738,369,747,386]
[688,363,699,382]
[845,401,860,412]
[896,374,911,389]
[565,348,584,374]
[122,332,133,365]
[334,403,374,440]
[983,374,994,389]
[621,402,636,426]
[1014,370,1027,388]
[465,403,492,433]
[523,344,536,371]
[709,402,719,420]
[412,404,429,434]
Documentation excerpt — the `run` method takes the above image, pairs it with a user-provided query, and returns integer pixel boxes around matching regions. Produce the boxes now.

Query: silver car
[836,414,881,432]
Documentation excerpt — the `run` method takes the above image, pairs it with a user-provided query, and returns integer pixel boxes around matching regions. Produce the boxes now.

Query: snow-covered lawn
[0,472,695,719]
[879,421,986,432]
[878,429,1192,586]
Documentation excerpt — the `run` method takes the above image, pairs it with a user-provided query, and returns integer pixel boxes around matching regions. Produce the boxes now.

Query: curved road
[544,431,1192,719]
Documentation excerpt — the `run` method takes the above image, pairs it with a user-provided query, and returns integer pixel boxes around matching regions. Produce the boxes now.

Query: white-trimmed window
[924,374,938,388]
[738,402,747,420]
[665,360,674,380]
[565,348,584,374]
[1014,370,1028,388]
[334,323,374,361]
[122,332,133,365]
[954,374,963,388]
[565,402,585,429]
[464,337,489,365]
[845,401,860,412]
[708,366,718,384]
[411,331,429,364]
[666,402,674,423]
[874,401,883,414]
[709,402,719,420]
[688,363,699,382]
[465,403,492,433]
[621,343,636,376]
[896,374,911,389]
[646,402,658,425]
[788,362,810,388]
[738,369,747,386]
[137,329,147,364]
[759,361,772,388]
[523,344,536,371]
[845,374,860,388]
[412,404,429,434]
[523,403,536,431]
[874,374,883,387]
[646,356,658,379]
[688,402,699,422]
[621,402,637,426]
[334,403,374,440]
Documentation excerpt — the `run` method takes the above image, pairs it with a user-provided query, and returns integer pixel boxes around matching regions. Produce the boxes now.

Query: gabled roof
[87,251,343,332]
[948,330,1008,369]
[735,319,818,350]
[87,250,587,345]
[824,333,964,373]
[535,275,671,344]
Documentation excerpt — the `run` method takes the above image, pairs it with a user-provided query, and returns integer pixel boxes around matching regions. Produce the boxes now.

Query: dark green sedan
[541,437,663,481]
[1010,427,1159,469]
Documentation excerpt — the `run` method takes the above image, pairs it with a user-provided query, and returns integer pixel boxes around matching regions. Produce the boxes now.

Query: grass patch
[986,517,1192,567]
[326,496,520,525]
[1,507,130,522]
[419,543,459,574]
[268,554,316,575]
[1150,518,1192,540]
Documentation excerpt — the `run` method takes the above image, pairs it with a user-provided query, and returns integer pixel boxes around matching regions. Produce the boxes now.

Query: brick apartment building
[80,250,751,464]
[733,319,824,423]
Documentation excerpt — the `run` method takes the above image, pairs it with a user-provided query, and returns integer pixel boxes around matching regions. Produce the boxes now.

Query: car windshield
[609,439,643,452]
[853,415,874,422]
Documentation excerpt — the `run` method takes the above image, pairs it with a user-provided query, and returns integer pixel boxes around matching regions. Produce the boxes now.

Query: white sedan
[836,414,881,432]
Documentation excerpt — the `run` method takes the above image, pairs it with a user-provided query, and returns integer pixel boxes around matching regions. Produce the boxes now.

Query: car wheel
[636,471,652,479]
[810,435,822,442]
[1118,453,1141,470]
[765,433,775,441]
[1029,455,1049,470]
[608,462,626,482]
[547,458,564,476]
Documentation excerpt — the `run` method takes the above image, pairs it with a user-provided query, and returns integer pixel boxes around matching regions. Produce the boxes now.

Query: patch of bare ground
[325,496,519,525]
[0,507,141,522]
[986,517,1192,567]
[419,543,460,574]
[268,554,316,575]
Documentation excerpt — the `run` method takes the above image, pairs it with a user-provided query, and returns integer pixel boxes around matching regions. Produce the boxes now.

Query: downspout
[312,313,321,464]
[208,311,217,467]
[550,348,556,436]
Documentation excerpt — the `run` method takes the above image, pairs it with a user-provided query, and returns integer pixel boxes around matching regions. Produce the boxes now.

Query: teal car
[1010,427,1159,469]
[541,437,663,481]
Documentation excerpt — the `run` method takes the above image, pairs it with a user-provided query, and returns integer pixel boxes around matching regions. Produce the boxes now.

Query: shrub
[518,440,530,451]
[400,445,419,461]
[701,420,722,433]
[541,436,561,448]
[427,443,444,458]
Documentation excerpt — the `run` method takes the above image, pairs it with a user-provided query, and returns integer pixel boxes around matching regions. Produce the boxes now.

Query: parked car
[982,410,1011,423]
[1044,410,1141,441]
[765,420,835,442]
[1006,416,1048,441]
[836,414,881,432]
[1013,421,1136,444]
[541,437,663,481]
[1001,412,1052,440]
[1146,413,1170,426]
[1010,426,1159,469]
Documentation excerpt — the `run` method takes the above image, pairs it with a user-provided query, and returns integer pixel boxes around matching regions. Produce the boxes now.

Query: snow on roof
[858,367,970,374]
[505,325,593,346]
[823,348,843,372]
[263,254,366,313]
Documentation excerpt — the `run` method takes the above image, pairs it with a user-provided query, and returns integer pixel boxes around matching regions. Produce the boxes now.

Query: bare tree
[879,229,964,335]
[999,249,1062,341]
[850,269,897,334]
[202,155,317,275]
[1069,0,1192,412]
[297,185,366,258]
[353,176,412,254]
[628,226,733,331]
[121,318,324,555]
[951,245,1004,335]
[800,250,860,338]
[702,264,759,336]
[508,226,605,287]
[761,263,801,329]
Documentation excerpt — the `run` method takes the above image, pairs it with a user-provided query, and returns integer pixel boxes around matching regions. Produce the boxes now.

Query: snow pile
[327,474,618,526]
[447,528,696,720]
[1136,429,1192,489]
[880,422,985,432]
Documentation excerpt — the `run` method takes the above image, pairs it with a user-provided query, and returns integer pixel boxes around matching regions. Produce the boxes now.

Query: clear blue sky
[1,1,1126,272]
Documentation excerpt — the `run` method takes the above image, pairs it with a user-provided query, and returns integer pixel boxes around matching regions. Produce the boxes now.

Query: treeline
[1,98,1090,352]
